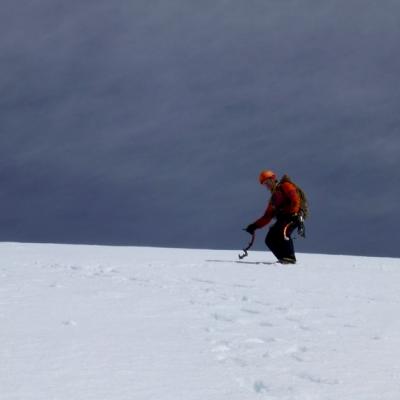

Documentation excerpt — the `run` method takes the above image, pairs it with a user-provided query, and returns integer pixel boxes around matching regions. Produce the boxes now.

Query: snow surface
[1,242,400,400]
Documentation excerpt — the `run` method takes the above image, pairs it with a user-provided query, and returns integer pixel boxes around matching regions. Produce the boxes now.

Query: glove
[244,223,257,235]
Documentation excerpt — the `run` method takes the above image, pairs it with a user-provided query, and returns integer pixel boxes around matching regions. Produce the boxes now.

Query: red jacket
[254,176,301,229]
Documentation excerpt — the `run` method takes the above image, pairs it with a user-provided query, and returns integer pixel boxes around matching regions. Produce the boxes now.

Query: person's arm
[245,201,276,234]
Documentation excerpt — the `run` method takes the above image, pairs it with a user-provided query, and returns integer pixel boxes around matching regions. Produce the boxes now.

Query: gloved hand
[244,223,257,235]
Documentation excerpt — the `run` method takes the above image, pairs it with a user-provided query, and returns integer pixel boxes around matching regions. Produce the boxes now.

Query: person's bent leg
[266,220,297,263]
[279,220,297,263]
[265,222,284,260]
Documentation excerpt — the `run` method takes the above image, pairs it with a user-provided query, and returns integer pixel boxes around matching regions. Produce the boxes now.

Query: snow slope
[1,242,400,400]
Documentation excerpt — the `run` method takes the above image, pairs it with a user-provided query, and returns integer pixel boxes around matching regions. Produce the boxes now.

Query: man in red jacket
[245,170,301,264]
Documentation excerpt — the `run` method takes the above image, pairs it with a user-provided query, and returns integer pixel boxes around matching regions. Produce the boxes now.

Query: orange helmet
[258,170,276,184]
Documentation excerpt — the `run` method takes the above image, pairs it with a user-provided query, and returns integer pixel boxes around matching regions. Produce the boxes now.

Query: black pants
[265,217,299,262]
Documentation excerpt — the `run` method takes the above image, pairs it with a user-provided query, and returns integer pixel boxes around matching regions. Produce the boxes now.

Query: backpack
[280,175,309,219]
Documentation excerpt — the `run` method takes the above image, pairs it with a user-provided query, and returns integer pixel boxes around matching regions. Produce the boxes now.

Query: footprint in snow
[241,308,261,315]
[287,345,308,362]
[62,320,77,327]
[212,313,235,323]
[299,324,312,331]
[90,267,119,277]
[232,357,247,367]
[192,278,216,285]
[259,321,274,327]
[253,380,269,393]
[233,283,255,289]
[254,300,271,307]
[286,316,312,331]
[297,372,339,385]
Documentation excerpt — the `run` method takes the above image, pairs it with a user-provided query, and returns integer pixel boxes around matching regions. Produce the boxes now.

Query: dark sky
[1,0,400,257]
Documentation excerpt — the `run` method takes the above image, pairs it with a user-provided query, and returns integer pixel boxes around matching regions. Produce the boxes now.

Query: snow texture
[1,242,400,400]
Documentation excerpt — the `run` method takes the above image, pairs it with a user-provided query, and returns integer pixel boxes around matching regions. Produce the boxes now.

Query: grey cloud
[1,0,400,256]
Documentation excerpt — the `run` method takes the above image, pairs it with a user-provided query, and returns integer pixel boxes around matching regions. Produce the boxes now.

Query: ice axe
[238,231,255,259]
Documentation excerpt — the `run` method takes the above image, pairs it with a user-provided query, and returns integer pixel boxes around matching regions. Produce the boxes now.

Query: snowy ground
[1,242,400,400]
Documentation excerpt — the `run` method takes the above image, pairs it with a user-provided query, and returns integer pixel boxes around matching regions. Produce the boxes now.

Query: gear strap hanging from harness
[282,214,306,240]
[283,221,293,241]
[238,232,255,259]
[297,214,306,238]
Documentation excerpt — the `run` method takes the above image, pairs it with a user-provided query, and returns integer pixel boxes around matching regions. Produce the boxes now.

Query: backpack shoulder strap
[279,174,309,219]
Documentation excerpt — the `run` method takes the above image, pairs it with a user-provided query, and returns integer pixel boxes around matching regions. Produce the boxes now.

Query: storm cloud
[1,0,399,256]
